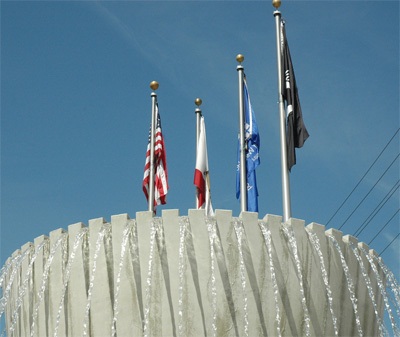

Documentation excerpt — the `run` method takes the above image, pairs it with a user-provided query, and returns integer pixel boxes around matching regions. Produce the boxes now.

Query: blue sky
[1,0,399,290]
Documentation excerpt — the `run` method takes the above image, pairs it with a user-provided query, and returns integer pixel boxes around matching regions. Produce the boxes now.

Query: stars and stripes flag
[281,19,309,171]
[236,76,260,212]
[142,103,168,212]
[194,116,214,216]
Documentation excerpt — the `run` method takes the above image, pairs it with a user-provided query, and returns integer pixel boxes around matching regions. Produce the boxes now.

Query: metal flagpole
[148,80,159,213]
[237,54,247,213]
[195,97,202,209]
[273,0,292,222]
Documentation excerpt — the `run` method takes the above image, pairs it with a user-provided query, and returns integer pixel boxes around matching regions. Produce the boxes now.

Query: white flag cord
[195,99,202,209]
[237,60,248,213]
[274,9,292,222]
[148,88,158,213]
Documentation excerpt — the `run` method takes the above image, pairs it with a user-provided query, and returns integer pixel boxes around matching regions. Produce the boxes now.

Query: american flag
[142,104,168,212]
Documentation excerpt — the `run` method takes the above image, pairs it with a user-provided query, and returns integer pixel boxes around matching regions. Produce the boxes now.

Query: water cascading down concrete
[1,209,399,337]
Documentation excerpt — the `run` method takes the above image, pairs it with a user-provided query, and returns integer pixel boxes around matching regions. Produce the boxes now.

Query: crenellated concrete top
[1,209,391,337]
[7,209,381,264]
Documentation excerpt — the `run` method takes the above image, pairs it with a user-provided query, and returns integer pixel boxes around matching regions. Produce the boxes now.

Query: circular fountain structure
[1,209,399,336]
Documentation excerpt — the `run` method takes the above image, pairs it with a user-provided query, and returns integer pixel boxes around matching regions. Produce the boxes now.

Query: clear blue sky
[1,0,399,287]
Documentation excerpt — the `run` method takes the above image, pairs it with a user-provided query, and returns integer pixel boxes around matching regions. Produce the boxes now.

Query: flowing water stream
[1,212,399,337]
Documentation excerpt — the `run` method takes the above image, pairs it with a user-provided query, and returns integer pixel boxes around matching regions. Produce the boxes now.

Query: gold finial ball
[150,81,159,91]
[195,98,202,106]
[236,54,244,63]
[272,0,281,9]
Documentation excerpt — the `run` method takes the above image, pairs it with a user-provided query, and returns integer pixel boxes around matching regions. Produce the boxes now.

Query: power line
[368,209,399,245]
[353,180,400,237]
[338,152,400,230]
[326,128,399,226]
[379,232,400,256]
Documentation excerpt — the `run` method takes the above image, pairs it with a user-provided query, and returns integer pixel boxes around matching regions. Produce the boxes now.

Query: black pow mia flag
[281,19,309,171]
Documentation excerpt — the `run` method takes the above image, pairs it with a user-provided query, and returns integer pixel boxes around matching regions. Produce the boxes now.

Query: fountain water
[305,229,338,336]
[259,221,281,337]
[326,234,364,337]
[1,209,399,336]
[54,227,89,337]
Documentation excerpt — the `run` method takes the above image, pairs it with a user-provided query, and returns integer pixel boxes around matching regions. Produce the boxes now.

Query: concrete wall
[1,210,385,337]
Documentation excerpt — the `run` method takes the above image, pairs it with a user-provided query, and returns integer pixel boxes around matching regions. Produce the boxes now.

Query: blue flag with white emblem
[236,76,260,212]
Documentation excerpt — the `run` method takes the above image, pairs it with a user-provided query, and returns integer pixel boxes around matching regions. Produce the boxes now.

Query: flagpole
[148,80,159,213]
[237,54,247,212]
[273,0,292,222]
[195,97,202,209]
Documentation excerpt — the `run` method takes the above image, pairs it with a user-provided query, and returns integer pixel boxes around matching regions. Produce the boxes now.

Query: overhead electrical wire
[379,232,400,256]
[353,180,400,237]
[338,152,399,230]
[326,128,399,226]
[368,209,399,245]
